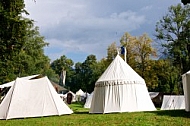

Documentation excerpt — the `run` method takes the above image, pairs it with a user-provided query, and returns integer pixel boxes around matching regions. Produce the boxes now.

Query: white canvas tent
[76,89,85,96]
[0,74,40,88]
[89,55,156,113]
[84,92,93,108]
[76,89,85,101]
[0,76,73,120]
[66,91,76,102]
[182,70,190,111]
[161,95,185,110]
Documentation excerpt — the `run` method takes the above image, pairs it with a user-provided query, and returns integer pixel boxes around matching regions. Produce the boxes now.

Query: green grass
[0,102,190,126]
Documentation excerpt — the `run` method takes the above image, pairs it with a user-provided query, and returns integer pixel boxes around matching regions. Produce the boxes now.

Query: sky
[24,0,180,63]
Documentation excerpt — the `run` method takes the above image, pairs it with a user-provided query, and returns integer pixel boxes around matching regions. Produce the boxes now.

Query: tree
[74,55,98,92]
[68,55,106,93]
[50,55,74,87]
[118,32,158,91]
[0,0,53,84]
[155,4,190,75]
[120,32,137,67]
[152,59,180,94]
[0,0,31,82]
[181,0,190,5]
[106,42,118,64]
[133,33,157,78]
[120,33,157,79]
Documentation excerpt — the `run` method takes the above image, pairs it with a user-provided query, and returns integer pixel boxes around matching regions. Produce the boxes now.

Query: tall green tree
[133,33,157,78]
[155,4,190,75]
[50,55,74,87]
[0,0,53,84]
[152,59,180,94]
[106,42,118,64]
[69,55,106,93]
[79,55,98,93]
[120,32,157,84]
[120,32,137,67]
[0,0,31,82]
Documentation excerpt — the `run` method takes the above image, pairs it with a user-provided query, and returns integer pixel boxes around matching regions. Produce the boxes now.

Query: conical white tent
[182,70,190,111]
[0,76,73,120]
[76,89,84,96]
[89,55,156,113]
[161,95,185,110]
[76,89,85,101]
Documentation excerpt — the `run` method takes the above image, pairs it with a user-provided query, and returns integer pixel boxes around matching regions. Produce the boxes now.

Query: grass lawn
[0,102,190,126]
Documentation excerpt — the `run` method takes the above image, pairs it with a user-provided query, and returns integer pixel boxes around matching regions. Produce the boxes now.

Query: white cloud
[25,0,180,63]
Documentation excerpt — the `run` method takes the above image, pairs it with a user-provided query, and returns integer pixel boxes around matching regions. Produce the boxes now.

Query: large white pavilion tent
[89,54,156,113]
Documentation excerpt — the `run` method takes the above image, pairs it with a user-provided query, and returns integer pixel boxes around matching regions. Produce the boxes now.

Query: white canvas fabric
[149,92,159,99]
[84,92,93,108]
[66,91,76,102]
[161,95,185,110]
[0,74,40,88]
[0,76,73,120]
[182,70,190,111]
[89,55,156,113]
[76,89,85,101]
[76,89,84,96]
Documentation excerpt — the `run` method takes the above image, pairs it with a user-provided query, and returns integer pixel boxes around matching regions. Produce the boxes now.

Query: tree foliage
[120,32,157,84]
[155,4,190,74]
[50,55,74,86]
[0,0,54,84]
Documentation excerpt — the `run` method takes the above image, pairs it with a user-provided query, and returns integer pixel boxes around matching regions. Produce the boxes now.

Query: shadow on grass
[74,111,89,114]
[145,109,190,118]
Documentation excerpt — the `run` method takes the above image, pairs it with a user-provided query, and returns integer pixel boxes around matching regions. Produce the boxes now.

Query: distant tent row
[0,76,73,120]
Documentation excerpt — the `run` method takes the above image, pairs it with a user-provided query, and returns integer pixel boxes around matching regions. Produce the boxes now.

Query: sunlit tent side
[0,76,73,120]
[182,70,190,111]
[160,95,185,110]
[89,54,156,113]
[75,89,85,101]
[84,92,93,108]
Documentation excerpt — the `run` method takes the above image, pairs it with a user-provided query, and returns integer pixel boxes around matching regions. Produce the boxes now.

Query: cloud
[41,10,145,62]
[25,0,180,63]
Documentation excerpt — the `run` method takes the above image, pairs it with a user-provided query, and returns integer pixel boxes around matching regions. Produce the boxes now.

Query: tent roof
[0,74,40,88]
[76,89,84,95]
[51,81,67,92]
[96,55,145,86]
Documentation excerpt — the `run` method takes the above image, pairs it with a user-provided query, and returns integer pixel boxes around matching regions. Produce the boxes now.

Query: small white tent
[76,89,84,96]
[0,76,73,120]
[161,95,185,110]
[84,92,93,108]
[66,91,76,102]
[89,55,156,113]
[76,89,85,101]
